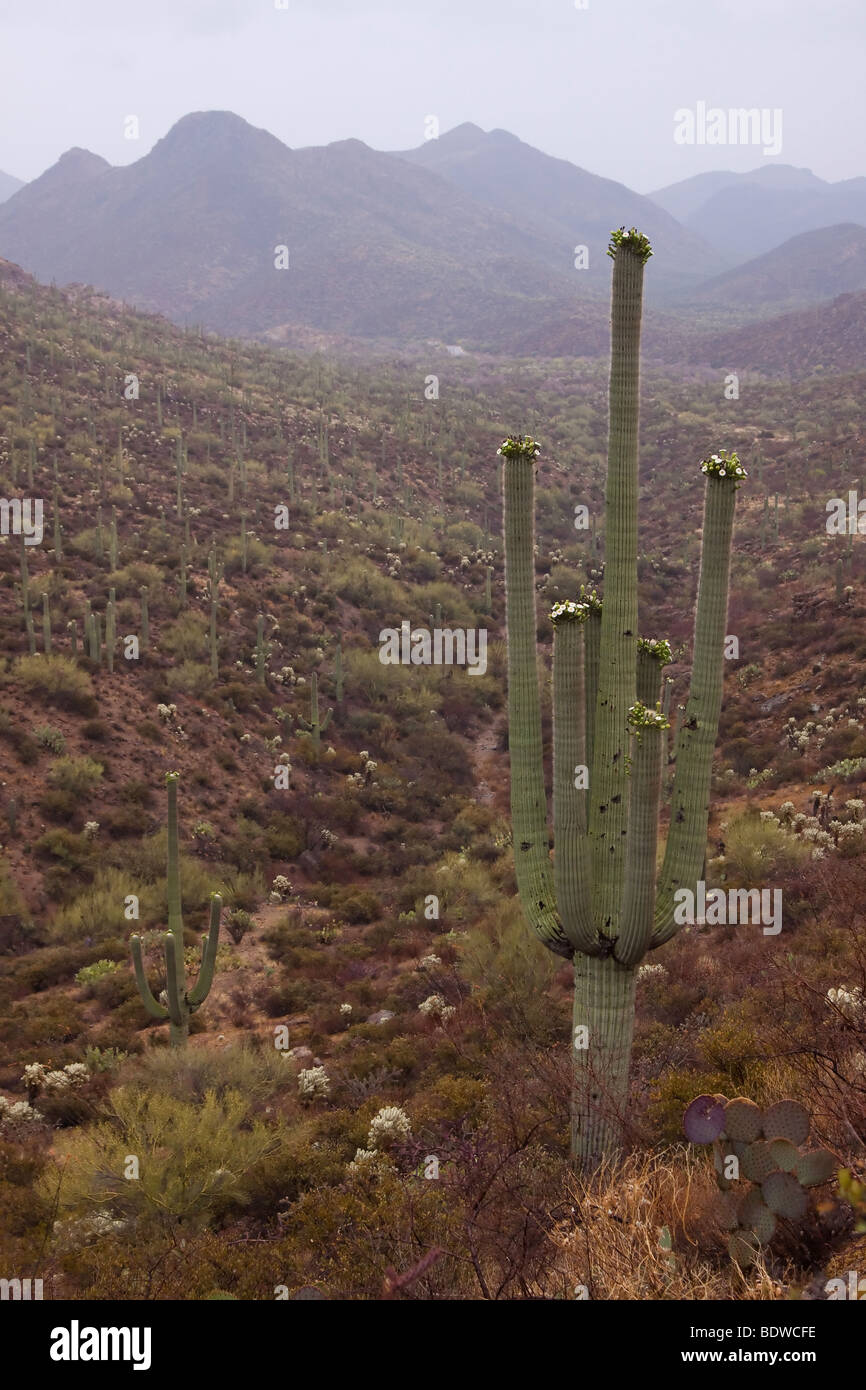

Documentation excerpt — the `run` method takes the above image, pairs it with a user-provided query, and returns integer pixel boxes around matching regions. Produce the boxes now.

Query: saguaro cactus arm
[551,602,597,953]
[130,936,169,1019]
[581,591,602,774]
[501,437,572,959]
[637,638,671,707]
[652,453,744,947]
[188,894,222,1007]
[163,932,185,1026]
[617,703,668,966]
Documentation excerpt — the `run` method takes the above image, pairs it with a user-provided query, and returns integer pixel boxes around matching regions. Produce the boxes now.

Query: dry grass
[551,1146,784,1300]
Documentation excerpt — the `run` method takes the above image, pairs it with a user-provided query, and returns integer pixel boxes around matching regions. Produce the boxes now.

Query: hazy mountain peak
[435,122,488,148]
[54,148,110,174]
[152,110,290,161]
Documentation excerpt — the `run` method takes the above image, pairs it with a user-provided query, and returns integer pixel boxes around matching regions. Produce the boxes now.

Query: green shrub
[716,810,812,883]
[75,959,122,988]
[47,1088,282,1234]
[328,887,382,924]
[459,898,559,1043]
[48,756,104,797]
[34,725,66,753]
[12,655,96,715]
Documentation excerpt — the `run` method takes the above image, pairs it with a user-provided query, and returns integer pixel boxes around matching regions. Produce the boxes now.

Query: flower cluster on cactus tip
[497,435,541,461]
[700,450,748,484]
[637,637,672,665]
[607,226,653,263]
[627,700,670,731]
[550,599,589,625]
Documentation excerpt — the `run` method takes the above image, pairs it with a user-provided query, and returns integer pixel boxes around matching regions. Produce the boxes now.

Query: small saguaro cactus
[298,671,332,750]
[140,586,149,653]
[130,773,222,1047]
[42,592,52,654]
[105,588,116,673]
[683,1093,837,1267]
[334,635,344,704]
[255,614,267,685]
[500,227,744,1170]
[53,486,63,563]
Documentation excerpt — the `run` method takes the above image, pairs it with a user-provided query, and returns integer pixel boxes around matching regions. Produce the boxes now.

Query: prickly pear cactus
[683,1092,838,1266]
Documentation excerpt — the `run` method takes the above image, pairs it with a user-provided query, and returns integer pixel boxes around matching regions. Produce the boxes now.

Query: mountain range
[649,164,866,261]
[0,114,862,363]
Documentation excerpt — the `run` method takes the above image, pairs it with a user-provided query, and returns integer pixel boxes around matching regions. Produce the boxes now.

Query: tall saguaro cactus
[130,773,222,1047]
[500,227,744,1169]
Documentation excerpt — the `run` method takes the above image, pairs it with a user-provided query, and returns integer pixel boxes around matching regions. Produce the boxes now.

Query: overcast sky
[1,0,863,191]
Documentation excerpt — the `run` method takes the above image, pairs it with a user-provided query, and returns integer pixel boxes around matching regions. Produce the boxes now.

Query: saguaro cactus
[298,671,332,749]
[255,614,267,685]
[334,635,344,704]
[131,773,222,1047]
[500,228,743,1169]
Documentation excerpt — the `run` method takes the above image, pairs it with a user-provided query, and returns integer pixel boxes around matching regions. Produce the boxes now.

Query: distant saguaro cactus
[298,671,332,750]
[500,227,743,1169]
[130,773,222,1047]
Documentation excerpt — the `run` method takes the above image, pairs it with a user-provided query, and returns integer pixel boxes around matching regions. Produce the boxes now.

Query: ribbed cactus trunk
[500,227,742,1170]
[589,245,642,940]
[571,956,637,1162]
[164,773,187,1046]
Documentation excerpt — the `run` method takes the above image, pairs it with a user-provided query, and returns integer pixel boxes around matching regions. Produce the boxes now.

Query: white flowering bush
[765,792,866,859]
[339,1003,353,1017]
[636,962,666,982]
[52,1208,127,1252]
[0,1096,46,1138]
[297,1066,330,1101]
[269,875,293,903]
[22,1060,89,1094]
[367,1105,411,1149]
[417,955,441,971]
[827,986,864,1024]
[418,993,455,1022]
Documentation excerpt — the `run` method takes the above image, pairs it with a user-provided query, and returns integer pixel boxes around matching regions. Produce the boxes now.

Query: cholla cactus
[367,1105,411,1149]
[0,1096,46,1138]
[22,1060,89,1096]
[500,230,742,1168]
[130,774,222,1047]
[270,875,293,903]
[298,1066,330,1100]
[418,993,455,1022]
